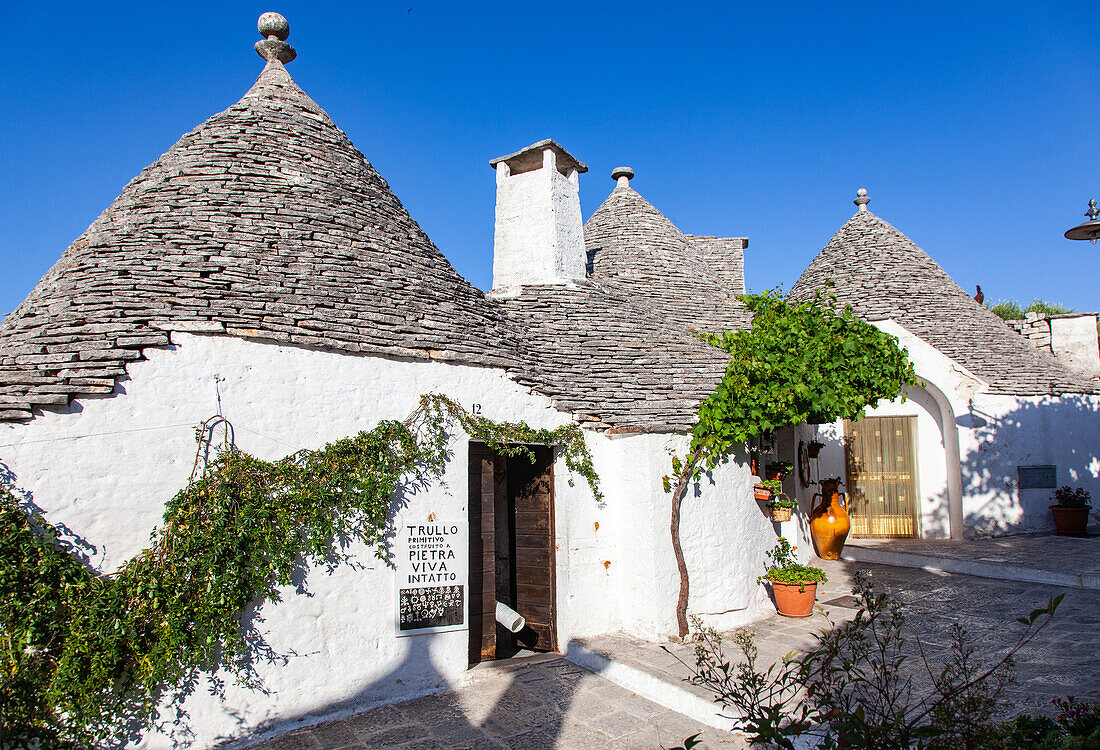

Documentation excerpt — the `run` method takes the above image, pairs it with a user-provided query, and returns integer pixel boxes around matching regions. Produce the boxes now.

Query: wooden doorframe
[468,443,497,664]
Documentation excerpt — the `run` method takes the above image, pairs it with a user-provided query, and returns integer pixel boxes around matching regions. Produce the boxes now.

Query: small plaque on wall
[1018,465,1057,489]
[394,518,467,636]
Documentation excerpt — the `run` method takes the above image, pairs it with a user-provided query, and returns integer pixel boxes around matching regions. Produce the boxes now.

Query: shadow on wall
[0,458,99,569]
[959,395,1100,536]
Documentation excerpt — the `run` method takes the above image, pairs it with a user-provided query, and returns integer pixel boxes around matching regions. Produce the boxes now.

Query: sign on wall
[1018,465,1057,490]
[395,517,467,636]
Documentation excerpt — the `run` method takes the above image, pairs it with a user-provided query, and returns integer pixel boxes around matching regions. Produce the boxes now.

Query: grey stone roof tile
[582,184,751,332]
[494,184,754,431]
[789,210,1097,396]
[0,61,526,422]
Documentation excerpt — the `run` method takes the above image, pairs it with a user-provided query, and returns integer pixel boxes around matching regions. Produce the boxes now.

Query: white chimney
[489,139,588,291]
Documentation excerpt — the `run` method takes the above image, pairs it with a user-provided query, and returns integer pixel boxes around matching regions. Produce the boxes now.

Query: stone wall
[1007,312,1100,380]
[1007,313,1052,351]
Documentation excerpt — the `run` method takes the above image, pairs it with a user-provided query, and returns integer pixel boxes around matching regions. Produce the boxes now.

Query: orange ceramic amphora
[809,479,850,560]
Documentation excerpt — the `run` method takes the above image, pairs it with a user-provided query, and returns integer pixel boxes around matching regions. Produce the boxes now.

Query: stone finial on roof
[255,12,296,64]
[612,166,634,188]
[854,188,870,212]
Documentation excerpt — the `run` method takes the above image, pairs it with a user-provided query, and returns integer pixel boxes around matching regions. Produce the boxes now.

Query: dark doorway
[468,443,557,665]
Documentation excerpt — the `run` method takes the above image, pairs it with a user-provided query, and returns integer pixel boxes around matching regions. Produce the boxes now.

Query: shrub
[678,572,1062,749]
[769,494,799,510]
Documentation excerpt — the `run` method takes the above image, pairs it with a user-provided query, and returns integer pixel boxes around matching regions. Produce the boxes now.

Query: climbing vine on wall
[664,289,919,637]
[0,393,599,749]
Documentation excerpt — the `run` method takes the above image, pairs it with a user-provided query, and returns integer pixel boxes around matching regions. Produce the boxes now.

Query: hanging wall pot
[798,441,813,488]
[809,478,850,560]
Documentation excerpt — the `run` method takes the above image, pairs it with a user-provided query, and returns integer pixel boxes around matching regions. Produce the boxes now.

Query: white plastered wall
[960,392,1100,535]
[584,434,776,637]
[0,333,776,747]
[796,320,1100,540]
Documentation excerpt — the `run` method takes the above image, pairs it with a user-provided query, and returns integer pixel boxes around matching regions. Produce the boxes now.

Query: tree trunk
[669,458,697,639]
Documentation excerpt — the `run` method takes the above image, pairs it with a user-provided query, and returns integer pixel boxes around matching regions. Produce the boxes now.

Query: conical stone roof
[790,209,1097,396]
[583,182,750,332]
[492,180,753,432]
[0,60,521,422]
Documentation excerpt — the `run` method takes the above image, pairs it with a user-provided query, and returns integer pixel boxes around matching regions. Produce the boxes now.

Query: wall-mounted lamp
[1064,199,1100,244]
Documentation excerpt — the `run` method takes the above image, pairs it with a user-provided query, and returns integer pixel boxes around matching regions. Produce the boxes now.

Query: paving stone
[346,704,408,739]
[587,710,650,739]
[502,729,558,750]
[246,545,1100,750]
[307,720,358,748]
[244,656,741,749]
[356,724,429,746]
[254,730,323,750]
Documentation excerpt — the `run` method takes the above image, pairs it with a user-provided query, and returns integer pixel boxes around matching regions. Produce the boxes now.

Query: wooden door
[845,417,920,538]
[468,443,557,664]
[508,448,557,652]
[468,443,497,664]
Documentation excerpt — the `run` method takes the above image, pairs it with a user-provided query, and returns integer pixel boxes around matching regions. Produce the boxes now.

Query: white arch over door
[870,320,987,541]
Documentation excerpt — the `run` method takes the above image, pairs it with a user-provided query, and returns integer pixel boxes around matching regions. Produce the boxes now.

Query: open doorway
[468,442,557,664]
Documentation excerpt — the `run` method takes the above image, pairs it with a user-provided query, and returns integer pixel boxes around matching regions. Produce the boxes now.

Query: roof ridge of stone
[582,183,750,331]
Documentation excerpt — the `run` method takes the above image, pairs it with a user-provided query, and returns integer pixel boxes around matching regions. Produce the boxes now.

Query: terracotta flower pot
[754,485,773,501]
[766,465,791,481]
[770,506,793,523]
[807,443,823,459]
[1050,505,1090,536]
[770,581,817,618]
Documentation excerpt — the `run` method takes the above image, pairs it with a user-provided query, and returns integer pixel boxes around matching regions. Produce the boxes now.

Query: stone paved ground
[848,531,1100,580]
[247,540,1100,750]
[588,557,1100,719]
[243,654,746,750]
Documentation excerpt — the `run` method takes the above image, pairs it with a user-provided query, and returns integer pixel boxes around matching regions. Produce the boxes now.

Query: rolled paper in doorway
[495,601,526,633]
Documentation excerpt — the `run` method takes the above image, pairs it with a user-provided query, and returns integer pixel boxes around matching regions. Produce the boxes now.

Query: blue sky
[3,2,1098,317]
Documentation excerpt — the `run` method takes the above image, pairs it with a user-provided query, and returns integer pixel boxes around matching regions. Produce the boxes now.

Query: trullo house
[2,12,1098,749]
[0,14,773,747]
[788,193,1100,541]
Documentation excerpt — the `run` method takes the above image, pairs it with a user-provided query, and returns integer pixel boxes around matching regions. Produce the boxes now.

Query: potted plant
[758,537,827,617]
[806,440,825,459]
[765,461,794,481]
[754,478,782,502]
[1050,486,1092,536]
[767,492,798,522]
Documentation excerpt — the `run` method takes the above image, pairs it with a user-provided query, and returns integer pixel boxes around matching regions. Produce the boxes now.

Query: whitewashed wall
[796,321,1100,540]
[0,333,775,748]
[491,150,585,290]
[583,434,776,638]
[961,392,1100,535]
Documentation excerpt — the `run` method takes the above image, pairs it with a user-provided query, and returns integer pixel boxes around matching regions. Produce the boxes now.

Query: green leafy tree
[665,290,918,638]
